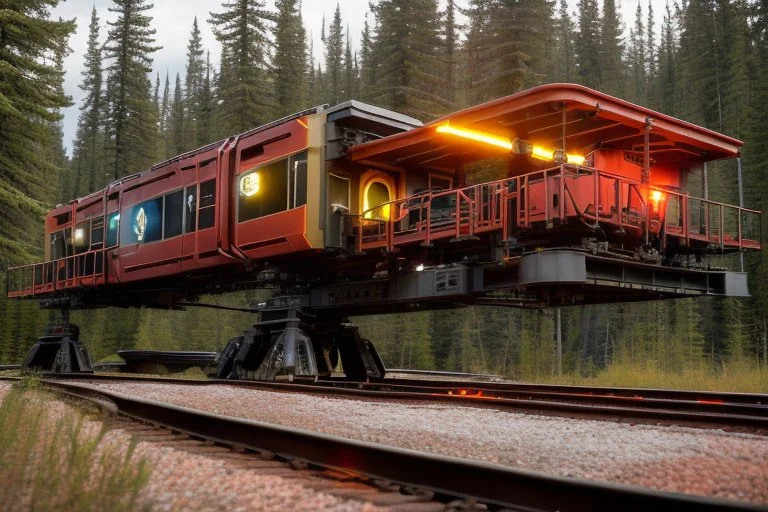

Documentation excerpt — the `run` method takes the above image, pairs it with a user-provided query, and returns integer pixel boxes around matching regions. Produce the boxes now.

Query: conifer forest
[1,0,767,388]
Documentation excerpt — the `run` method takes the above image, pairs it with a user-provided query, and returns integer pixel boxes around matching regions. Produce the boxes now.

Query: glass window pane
[122,197,163,244]
[200,179,216,208]
[74,221,90,254]
[238,158,288,222]
[290,151,308,209]
[51,230,67,260]
[91,217,104,247]
[106,212,119,247]
[184,186,197,233]
[164,190,184,239]
[199,179,216,230]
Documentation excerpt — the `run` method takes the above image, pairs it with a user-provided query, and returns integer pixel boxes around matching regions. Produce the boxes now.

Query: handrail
[358,164,762,254]
[6,248,108,298]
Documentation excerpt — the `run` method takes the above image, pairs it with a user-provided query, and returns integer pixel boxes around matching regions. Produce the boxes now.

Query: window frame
[119,187,187,246]
[236,149,308,224]
[198,179,216,230]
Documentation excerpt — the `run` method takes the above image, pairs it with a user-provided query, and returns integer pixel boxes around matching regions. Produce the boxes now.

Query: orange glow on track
[697,399,725,405]
[436,123,513,151]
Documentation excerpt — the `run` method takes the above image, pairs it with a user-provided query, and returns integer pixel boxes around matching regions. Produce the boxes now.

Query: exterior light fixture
[436,123,513,151]
[74,228,85,243]
[240,172,260,197]
[566,153,586,165]
[650,190,664,202]
[530,145,554,161]
[415,263,425,271]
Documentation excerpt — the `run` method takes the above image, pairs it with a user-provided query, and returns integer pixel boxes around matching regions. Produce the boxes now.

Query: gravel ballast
[0,382,387,512]
[77,380,768,505]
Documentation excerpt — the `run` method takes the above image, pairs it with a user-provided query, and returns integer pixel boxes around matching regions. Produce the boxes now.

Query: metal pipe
[737,157,744,271]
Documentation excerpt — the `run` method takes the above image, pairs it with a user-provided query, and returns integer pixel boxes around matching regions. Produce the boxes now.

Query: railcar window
[289,151,308,209]
[74,221,90,254]
[106,212,119,247]
[199,179,216,229]
[184,185,197,233]
[91,217,104,247]
[50,229,72,260]
[238,151,307,223]
[164,190,184,239]
[122,197,163,244]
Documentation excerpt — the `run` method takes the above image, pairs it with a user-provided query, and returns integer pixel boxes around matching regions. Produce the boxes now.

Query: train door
[117,166,183,282]
[360,171,397,220]
[105,192,120,284]
[327,172,351,248]
[194,158,219,267]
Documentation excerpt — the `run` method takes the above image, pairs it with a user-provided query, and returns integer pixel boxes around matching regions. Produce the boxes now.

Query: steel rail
[48,373,768,431]
[33,379,766,512]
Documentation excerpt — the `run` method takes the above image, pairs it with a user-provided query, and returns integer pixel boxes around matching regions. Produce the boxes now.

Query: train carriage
[6,84,763,380]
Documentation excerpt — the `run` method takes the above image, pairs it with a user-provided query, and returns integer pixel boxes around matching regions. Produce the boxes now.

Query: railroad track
[44,372,768,432]
[6,377,762,512]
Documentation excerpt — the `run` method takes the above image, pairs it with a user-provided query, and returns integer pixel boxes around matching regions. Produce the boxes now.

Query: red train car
[6,84,763,379]
[7,85,761,307]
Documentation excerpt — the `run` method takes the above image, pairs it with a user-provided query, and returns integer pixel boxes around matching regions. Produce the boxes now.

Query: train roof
[348,83,743,171]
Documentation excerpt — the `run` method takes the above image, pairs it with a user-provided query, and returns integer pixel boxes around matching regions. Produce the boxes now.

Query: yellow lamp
[436,123,513,151]
[240,172,260,197]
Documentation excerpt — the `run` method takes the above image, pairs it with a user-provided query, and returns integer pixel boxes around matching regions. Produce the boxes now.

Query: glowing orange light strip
[436,123,513,150]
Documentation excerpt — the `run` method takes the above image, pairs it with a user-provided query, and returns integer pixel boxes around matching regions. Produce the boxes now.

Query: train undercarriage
[21,245,749,379]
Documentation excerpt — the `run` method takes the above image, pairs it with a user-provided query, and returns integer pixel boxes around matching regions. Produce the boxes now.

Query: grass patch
[96,353,125,363]
[0,384,152,511]
[535,363,768,393]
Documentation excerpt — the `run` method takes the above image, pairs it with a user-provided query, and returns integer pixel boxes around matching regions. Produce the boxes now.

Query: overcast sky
[51,0,665,156]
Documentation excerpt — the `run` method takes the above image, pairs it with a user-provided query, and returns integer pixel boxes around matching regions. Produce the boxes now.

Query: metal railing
[6,248,108,298]
[358,164,762,253]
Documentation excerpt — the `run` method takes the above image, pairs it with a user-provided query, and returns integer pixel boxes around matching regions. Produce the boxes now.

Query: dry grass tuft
[0,379,152,512]
[538,363,768,393]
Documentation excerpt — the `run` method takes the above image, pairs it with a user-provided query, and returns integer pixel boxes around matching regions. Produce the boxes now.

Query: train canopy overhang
[347,83,743,174]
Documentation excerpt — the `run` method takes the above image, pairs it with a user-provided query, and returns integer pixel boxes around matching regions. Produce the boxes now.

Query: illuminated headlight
[74,228,85,243]
[240,172,260,197]
[415,263,425,272]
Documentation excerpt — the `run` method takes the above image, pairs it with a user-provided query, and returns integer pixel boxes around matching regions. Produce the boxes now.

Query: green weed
[0,387,152,512]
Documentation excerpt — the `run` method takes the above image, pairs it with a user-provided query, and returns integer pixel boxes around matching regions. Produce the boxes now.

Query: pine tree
[719,0,750,139]
[168,73,185,157]
[443,0,458,105]
[628,2,647,103]
[104,0,160,180]
[370,0,452,119]
[657,1,679,116]
[600,0,624,97]
[72,7,105,197]
[465,0,555,102]
[48,47,70,205]
[343,27,355,100]
[552,0,576,83]
[574,0,601,88]
[324,4,344,104]
[196,53,215,146]
[272,0,308,116]
[358,15,375,102]
[0,1,75,264]
[158,71,171,157]
[209,0,273,134]
[184,17,206,150]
